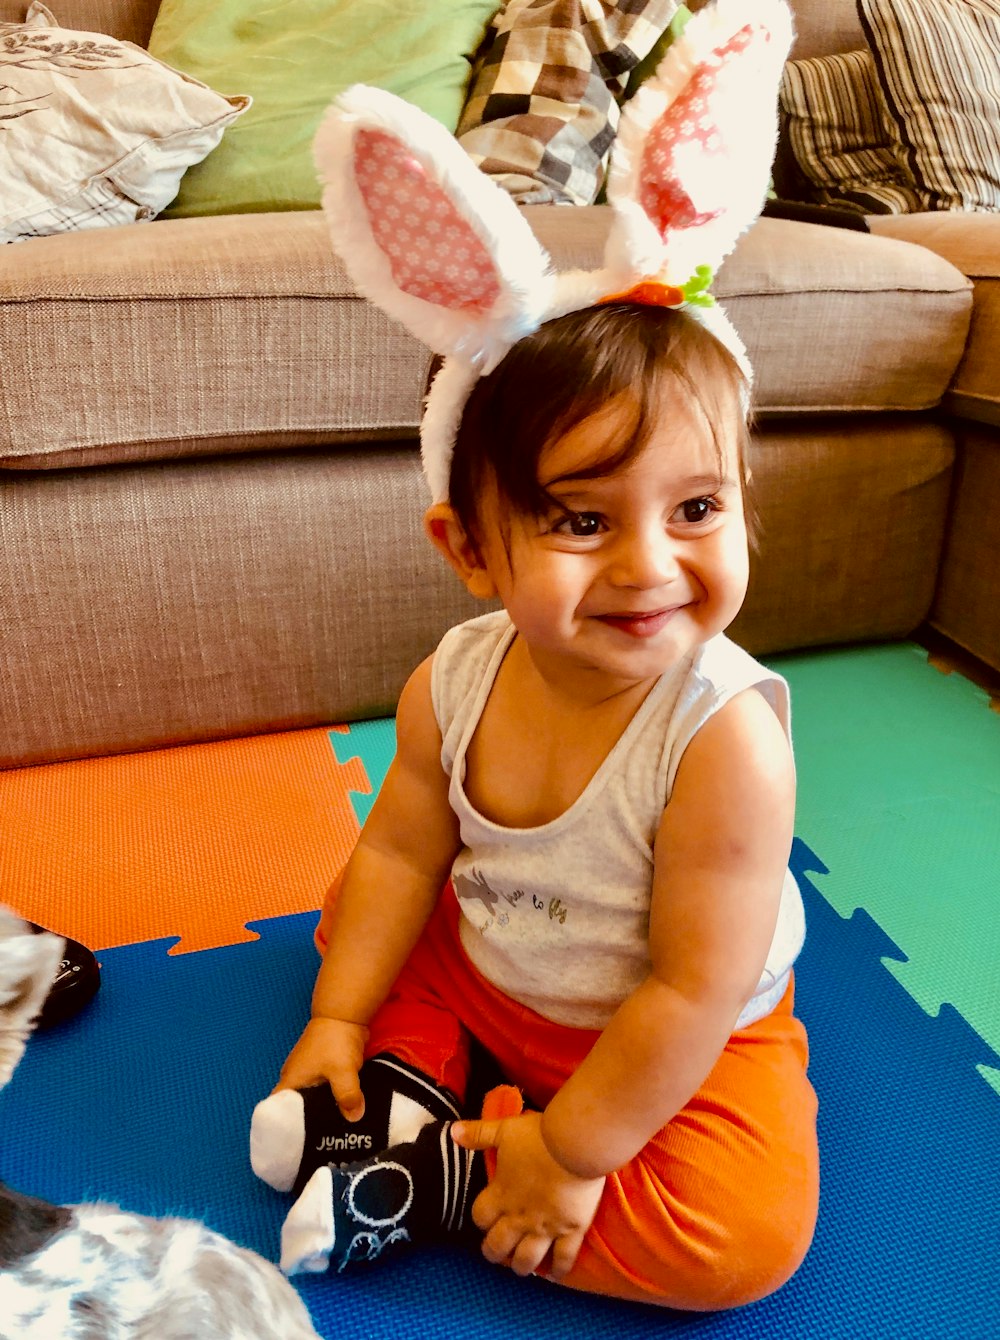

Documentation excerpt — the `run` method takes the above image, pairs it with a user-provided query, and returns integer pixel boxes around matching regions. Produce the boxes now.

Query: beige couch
[1,0,997,770]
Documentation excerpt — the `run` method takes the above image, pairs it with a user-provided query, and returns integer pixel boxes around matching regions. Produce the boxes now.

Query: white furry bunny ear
[313,85,555,376]
[605,0,794,290]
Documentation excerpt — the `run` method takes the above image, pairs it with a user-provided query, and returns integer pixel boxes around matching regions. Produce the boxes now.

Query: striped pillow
[779,49,922,214]
[859,0,1000,212]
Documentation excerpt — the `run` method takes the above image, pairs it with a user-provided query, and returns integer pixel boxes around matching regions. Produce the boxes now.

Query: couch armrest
[868,213,1000,430]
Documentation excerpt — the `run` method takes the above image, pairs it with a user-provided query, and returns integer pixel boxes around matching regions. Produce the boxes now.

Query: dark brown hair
[444,302,754,547]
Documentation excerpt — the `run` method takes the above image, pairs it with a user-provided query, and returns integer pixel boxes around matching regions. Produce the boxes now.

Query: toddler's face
[474,387,750,696]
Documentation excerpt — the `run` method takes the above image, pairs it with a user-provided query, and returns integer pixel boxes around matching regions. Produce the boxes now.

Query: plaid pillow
[456,0,680,207]
[859,0,1000,213]
[779,49,922,215]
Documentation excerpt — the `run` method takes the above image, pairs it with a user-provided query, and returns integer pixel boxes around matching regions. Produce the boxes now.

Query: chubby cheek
[516,571,578,624]
[707,529,750,619]
[726,537,751,611]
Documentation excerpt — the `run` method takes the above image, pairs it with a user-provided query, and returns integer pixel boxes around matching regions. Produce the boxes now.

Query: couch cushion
[0,208,971,470]
[0,420,953,766]
[868,213,1000,429]
[715,217,971,416]
[0,212,417,469]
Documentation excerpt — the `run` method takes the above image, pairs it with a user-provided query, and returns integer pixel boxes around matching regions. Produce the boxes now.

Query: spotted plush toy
[0,906,321,1340]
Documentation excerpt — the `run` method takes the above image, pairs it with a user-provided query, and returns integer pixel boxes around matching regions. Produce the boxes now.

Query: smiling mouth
[596,608,681,638]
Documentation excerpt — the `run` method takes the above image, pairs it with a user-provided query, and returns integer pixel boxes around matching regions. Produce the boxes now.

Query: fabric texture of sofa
[1,0,997,769]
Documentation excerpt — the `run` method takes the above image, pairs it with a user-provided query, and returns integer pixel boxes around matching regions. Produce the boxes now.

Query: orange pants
[316,892,819,1310]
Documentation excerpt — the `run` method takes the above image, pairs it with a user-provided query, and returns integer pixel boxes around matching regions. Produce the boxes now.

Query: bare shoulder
[660,686,795,863]
[393,654,443,770]
[680,686,794,797]
[367,648,455,846]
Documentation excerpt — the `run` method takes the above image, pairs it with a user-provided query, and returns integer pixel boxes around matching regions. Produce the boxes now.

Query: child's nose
[610,524,679,588]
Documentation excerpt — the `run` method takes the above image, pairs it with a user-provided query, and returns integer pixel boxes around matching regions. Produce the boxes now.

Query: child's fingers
[272,1060,323,1094]
[451,1117,503,1150]
[480,1215,525,1266]
[270,1070,365,1123]
[329,1069,366,1122]
[548,1230,585,1281]
[480,1218,555,1277]
[509,1232,553,1278]
[470,1182,501,1234]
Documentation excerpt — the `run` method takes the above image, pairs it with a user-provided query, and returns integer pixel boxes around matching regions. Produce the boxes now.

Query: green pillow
[148,0,499,217]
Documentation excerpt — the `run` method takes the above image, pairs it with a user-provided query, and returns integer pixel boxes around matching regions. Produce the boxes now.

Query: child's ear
[423,504,498,600]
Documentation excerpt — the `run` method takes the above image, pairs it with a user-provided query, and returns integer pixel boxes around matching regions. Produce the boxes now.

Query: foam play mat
[1,643,997,1338]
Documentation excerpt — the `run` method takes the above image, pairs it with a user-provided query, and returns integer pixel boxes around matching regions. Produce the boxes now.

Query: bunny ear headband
[313,0,794,504]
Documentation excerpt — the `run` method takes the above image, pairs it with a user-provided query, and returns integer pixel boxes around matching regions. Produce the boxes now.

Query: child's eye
[678,497,719,525]
[553,511,604,538]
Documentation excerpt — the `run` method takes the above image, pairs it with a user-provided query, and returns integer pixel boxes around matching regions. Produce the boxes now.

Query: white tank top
[431,610,805,1031]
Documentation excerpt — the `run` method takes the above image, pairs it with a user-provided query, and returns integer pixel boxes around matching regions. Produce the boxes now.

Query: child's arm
[455,687,795,1275]
[540,686,796,1176]
[274,655,460,1117]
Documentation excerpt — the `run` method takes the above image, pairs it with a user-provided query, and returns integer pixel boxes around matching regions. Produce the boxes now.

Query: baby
[252,0,817,1310]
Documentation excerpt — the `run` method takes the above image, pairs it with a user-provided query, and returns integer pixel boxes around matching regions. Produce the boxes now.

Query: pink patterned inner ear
[639,23,760,235]
[353,128,500,314]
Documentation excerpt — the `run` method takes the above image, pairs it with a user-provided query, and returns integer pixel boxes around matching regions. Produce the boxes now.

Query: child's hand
[452,1112,605,1279]
[272,1016,369,1122]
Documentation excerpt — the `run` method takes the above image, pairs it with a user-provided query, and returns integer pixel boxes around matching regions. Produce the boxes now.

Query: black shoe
[28,924,101,1028]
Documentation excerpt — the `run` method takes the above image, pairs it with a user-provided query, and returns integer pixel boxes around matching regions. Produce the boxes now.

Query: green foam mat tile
[771,642,1000,1094]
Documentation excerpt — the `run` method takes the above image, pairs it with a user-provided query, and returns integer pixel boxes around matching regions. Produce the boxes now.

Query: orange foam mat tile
[0,727,367,954]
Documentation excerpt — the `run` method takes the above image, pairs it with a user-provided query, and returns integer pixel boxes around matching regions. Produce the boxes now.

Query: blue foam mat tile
[2,849,997,1339]
[0,915,318,1255]
[788,840,999,1339]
